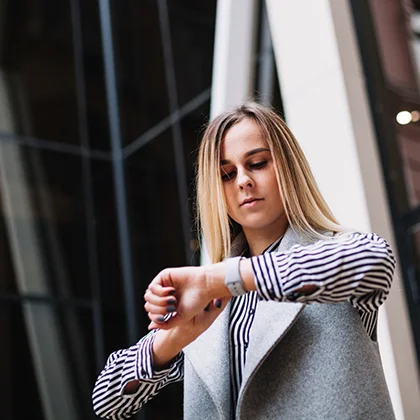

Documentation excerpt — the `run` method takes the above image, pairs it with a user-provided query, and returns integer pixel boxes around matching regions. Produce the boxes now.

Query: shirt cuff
[135,331,182,382]
[251,252,285,301]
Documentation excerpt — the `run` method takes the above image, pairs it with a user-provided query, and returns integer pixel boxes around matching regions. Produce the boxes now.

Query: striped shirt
[92,232,396,419]
[229,236,282,408]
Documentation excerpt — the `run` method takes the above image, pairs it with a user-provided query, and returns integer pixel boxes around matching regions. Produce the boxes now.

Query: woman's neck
[244,222,288,256]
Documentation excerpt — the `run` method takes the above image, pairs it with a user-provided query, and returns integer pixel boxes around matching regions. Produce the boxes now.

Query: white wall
[211,0,258,117]
[265,0,420,418]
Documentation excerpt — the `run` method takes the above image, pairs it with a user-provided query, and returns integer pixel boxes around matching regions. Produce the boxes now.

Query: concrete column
[211,0,258,117]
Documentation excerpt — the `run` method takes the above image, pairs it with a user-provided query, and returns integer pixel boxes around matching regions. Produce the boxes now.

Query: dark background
[0,0,282,419]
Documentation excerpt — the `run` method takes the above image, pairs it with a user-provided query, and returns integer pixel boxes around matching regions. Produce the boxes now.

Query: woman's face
[220,118,287,237]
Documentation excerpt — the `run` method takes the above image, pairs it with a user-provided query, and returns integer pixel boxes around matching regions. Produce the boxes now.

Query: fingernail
[166,306,176,313]
[157,316,165,322]
[169,290,176,295]
[167,299,176,305]
[215,300,222,308]
[204,304,210,312]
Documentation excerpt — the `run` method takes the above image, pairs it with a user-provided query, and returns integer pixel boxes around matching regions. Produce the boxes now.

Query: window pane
[180,99,211,241]
[0,142,96,299]
[0,0,79,145]
[126,128,186,293]
[80,0,111,151]
[0,300,97,420]
[168,1,217,107]
[395,108,420,208]
[91,159,127,352]
[0,301,44,419]
[368,0,420,213]
[112,1,170,144]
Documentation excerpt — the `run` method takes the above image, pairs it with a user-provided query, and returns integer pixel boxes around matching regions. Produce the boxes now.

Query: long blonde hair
[196,102,343,263]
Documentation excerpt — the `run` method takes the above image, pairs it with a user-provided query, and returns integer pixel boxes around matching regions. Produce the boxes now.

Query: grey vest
[183,227,395,420]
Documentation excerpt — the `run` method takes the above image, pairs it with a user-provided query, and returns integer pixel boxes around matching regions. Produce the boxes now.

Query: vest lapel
[181,231,247,417]
[183,298,231,418]
[238,226,316,402]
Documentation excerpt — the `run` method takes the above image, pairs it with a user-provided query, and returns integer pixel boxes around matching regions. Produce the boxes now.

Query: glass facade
[0,1,216,419]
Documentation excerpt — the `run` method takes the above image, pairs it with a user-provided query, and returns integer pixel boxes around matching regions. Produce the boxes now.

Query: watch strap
[225,256,247,296]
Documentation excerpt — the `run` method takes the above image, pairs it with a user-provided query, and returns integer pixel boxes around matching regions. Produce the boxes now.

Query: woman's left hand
[144,265,228,330]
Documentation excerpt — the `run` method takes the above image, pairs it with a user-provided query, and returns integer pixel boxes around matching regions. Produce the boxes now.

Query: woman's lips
[241,198,263,208]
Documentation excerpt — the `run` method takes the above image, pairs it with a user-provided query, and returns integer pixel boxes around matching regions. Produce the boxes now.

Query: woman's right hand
[146,290,229,369]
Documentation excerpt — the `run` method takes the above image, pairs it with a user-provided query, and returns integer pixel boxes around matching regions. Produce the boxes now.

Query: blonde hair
[196,102,343,263]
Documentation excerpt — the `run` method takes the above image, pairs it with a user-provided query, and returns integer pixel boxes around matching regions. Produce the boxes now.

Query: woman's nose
[237,170,254,189]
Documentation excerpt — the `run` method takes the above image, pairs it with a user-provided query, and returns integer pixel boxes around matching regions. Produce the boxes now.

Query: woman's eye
[221,171,235,181]
[250,161,267,169]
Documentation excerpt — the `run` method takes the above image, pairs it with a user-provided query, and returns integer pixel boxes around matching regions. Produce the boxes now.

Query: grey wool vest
[183,227,395,420]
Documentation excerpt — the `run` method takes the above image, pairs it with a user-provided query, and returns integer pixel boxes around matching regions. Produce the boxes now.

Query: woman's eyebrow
[245,147,270,157]
[220,147,270,165]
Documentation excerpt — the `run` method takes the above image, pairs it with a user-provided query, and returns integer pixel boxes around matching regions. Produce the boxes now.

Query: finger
[149,313,184,330]
[148,282,176,298]
[148,321,159,330]
[147,311,178,325]
[212,297,229,311]
[198,298,231,326]
[146,284,176,297]
[144,290,177,307]
[144,301,177,315]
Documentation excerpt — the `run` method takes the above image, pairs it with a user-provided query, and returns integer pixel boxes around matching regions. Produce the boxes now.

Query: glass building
[0,0,420,419]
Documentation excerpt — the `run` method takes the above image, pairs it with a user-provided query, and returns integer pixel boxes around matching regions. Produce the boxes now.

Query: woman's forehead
[220,119,268,157]
[224,118,261,140]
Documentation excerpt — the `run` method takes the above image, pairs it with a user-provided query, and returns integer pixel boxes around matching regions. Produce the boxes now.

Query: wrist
[203,263,231,299]
[153,328,188,370]
[202,258,256,299]
[239,259,257,292]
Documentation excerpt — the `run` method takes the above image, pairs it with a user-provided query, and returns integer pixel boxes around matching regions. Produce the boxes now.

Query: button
[249,309,255,315]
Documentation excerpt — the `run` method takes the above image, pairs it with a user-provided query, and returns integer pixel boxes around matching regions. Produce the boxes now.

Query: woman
[92,103,396,419]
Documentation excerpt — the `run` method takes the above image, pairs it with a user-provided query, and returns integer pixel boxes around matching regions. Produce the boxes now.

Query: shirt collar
[262,235,284,254]
[242,234,284,258]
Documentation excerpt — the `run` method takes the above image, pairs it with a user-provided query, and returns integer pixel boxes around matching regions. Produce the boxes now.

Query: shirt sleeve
[251,232,396,313]
[92,330,184,419]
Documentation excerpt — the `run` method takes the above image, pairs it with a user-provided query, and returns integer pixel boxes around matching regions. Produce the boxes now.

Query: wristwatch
[225,256,247,296]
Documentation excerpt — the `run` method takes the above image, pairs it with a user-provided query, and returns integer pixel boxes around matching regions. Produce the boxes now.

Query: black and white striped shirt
[229,236,282,408]
[92,232,396,419]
